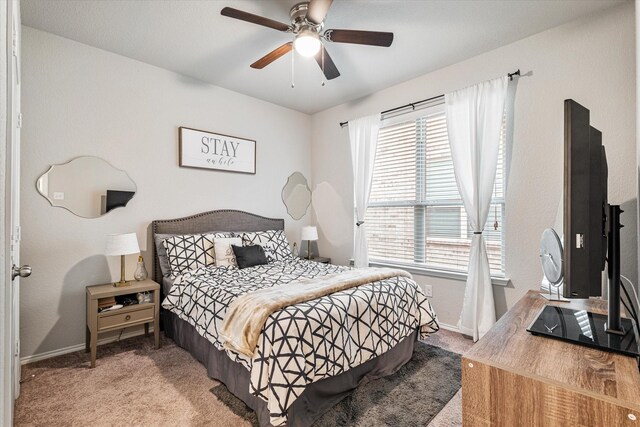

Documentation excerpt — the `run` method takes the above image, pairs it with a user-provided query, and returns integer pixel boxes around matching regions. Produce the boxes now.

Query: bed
[152,209,439,427]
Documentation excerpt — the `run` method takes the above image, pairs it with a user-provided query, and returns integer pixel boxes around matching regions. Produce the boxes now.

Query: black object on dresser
[303,256,331,264]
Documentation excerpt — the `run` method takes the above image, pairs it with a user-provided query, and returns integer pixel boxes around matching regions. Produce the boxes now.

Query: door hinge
[17,113,22,129]
[15,339,20,357]
[12,30,18,57]
[12,225,21,243]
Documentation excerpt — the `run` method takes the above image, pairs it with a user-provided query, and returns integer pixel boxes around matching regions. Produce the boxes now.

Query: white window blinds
[366,109,506,276]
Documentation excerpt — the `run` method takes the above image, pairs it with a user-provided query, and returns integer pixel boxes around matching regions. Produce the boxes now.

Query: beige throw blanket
[219,268,412,358]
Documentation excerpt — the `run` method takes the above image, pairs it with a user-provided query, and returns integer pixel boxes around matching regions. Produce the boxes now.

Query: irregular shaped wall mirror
[36,156,136,218]
[282,172,311,220]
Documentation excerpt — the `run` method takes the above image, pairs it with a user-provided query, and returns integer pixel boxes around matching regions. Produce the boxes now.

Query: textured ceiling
[21,0,625,114]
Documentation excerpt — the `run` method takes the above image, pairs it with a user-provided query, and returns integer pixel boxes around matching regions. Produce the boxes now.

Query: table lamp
[105,233,140,287]
[301,226,318,260]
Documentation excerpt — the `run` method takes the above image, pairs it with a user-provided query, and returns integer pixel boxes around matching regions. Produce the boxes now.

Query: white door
[1,1,25,424]
[10,0,23,402]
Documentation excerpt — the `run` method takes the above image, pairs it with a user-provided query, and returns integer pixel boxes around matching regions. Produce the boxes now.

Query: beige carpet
[15,328,472,426]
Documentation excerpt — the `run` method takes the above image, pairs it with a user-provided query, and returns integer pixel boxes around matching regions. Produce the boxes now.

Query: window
[366,106,506,276]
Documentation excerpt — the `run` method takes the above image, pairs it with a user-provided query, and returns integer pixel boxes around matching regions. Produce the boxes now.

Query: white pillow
[163,233,218,274]
[240,230,292,262]
[156,231,233,277]
[214,237,242,267]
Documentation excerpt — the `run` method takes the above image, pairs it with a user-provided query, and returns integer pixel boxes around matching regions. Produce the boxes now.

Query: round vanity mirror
[36,156,137,218]
[281,172,311,220]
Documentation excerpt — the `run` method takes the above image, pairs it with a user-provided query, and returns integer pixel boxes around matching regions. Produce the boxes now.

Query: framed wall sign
[179,127,256,174]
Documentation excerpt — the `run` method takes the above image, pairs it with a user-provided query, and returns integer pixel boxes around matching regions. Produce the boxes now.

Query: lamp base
[113,280,132,288]
[112,254,131,287]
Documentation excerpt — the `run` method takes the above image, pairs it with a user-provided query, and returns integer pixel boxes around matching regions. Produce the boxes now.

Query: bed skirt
[162,311,418,427]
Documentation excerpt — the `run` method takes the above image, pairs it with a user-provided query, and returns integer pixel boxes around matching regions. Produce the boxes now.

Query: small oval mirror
[282,172,311,220]
[36,156,137,218]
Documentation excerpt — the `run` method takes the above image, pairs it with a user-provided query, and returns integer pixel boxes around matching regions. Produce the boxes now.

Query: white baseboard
[21,321,459,365]
[438,322,460,333]
[20,327,154,365]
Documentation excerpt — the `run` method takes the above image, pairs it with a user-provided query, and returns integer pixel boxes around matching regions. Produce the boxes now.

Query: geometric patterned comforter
[162,259,439,426]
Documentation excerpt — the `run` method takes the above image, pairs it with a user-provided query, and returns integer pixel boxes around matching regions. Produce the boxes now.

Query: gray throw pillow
[232,244,269,269]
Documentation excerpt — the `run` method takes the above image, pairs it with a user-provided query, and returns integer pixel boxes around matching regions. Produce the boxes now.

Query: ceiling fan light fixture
[221,1,393,81]
[294,29,321,57]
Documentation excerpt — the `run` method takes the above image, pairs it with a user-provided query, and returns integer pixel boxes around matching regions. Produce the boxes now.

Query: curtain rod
[339,69,521,128]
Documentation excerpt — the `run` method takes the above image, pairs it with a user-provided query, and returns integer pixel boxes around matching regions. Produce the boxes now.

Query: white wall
[20,27,312,358]
[311,2,637,327]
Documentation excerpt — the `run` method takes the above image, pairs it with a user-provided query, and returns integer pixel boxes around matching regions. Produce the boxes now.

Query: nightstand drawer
[98,306,154,331]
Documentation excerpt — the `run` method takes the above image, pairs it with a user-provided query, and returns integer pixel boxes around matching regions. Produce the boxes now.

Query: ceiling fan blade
[250,42,293,69]
[315,45,340,80]
[325,29,394,47]
[306,0,333,25]
[221,7,290,32]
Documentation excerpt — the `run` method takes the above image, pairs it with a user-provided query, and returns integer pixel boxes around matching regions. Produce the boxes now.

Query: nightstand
[86,279,160,368]
[302,256,331,264]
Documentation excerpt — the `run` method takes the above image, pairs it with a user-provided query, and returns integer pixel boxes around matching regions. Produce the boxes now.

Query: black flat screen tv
[528,99,638,362]
[563,99,607,298]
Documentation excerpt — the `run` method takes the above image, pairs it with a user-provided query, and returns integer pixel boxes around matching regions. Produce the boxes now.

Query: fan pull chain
[291,47,295,89]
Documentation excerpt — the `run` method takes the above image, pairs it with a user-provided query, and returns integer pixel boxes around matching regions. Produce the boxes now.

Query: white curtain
[349,114,381,268]
[445,76,508,341]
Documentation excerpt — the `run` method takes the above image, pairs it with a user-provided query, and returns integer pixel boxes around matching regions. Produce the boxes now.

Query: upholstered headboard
[151,209,284,284]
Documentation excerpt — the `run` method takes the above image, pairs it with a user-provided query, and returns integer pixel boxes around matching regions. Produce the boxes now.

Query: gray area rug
[210,341,461,426]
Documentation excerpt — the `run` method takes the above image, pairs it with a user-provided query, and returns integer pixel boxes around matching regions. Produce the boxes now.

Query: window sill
[351,259,511,287]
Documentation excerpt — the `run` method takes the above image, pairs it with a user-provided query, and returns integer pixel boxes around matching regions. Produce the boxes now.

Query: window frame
[365,102,508,283]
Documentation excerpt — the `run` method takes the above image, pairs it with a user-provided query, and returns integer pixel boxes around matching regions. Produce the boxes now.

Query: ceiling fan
[221,0,394,81]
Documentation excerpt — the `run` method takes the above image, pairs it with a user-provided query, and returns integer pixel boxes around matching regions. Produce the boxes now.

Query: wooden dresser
[462,290,640,426]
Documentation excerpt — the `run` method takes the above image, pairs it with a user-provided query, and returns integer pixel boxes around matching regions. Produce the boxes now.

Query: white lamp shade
[105,233,140,256]
[301,226,318,241]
